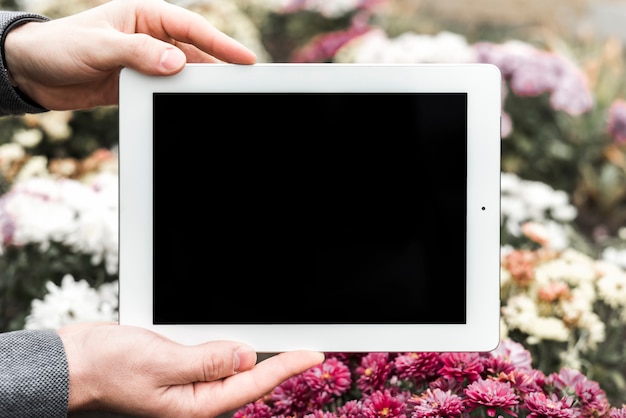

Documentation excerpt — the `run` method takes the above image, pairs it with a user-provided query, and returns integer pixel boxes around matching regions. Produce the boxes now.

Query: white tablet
[118,63,501,352]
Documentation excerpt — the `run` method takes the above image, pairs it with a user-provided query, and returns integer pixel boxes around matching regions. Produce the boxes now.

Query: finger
[137,2,256,65]
[156,340,258,384]
[202,350,325,414]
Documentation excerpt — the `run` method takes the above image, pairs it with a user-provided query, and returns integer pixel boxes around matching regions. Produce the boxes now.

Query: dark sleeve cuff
[0,11,50,116]
[0,329,69,417]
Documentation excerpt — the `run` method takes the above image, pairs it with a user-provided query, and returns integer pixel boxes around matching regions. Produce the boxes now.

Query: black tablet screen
[153,93,467,324]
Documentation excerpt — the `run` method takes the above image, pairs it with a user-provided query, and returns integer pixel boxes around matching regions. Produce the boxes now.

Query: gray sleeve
[0,329,69,418]
[0,11,50,116]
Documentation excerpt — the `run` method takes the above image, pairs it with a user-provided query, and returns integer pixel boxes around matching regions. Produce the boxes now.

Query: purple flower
[608,99,626,144]
[464,378,520,417]
[474,40,593,116]
[408,388,464,418]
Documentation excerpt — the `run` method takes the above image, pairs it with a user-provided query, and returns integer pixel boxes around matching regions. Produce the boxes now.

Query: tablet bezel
[118,63,501,352]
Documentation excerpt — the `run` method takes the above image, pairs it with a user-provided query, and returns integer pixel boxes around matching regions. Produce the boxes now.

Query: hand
[3,0,256,111]
[58,322,324,417]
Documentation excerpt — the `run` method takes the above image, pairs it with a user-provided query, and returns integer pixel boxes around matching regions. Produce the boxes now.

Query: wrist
[0,13,49,113]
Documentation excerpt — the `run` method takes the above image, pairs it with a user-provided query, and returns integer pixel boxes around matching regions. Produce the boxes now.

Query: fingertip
[159,47,186,72]
[234,345,257,373]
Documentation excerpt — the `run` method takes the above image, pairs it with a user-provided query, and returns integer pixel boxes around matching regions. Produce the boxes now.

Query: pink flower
[524,392,576,418]
[474,41,593,116]
[490,340,533,372]
[548,368,610,417]
[303,357,352,397]
[438,352,484,382]
[361,389,407,418]
[232,400,273,418]
[408,388,464,418]
[610,406,626,418]
[356,352,393,394]
[394,352,442,383]
[608,99,626,144]
[270,374,312,415]
[464,378,520,417]
[290,14,371,62]
[337,399,364,417]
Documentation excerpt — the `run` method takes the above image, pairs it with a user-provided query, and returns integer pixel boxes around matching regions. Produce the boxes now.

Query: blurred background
[1,0,626,417]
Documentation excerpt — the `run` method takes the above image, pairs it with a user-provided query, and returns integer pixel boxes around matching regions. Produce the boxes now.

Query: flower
[608,99,626,144]
[523,392,576,418]
[464,379,520,417]
[408,388,464,418]
[233,339,617,417]
[24,274,118,329]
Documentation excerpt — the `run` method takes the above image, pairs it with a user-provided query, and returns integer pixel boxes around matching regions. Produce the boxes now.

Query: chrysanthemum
[408,388,464,418]
[360,389,407,418]
[490,339,533,372]
[438,352,484,383]
[337,399,364,417]
[303,357,352,397]
[464,378,519,417]
[394,352,442,383]
[523,392,575,418]
[270,374,312,415]
[356,352,393,394]
[232,400,273,418]
[610,406,626,418]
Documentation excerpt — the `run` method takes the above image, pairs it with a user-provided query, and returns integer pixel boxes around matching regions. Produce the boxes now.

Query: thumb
[158,340,258,384]
[116,33,187,75]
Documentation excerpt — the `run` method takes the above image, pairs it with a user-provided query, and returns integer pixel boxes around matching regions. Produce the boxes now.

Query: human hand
[3,0,256,111]
[58,322,324,418]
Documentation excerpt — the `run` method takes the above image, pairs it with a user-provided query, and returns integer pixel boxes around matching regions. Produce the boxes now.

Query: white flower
[0,174,119,272]
[25,275,118,329]
[500,173,577,248]
[525,317,570,344]
[14,155,49,181]
[0,143,25,172]
[335,30,476,64]
[534,251,596,287]
[602,246,626,269]
[597,270,626,310]
[13,128,43,148]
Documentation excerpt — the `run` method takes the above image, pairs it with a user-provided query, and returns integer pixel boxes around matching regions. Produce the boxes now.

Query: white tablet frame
[118,63,501,352]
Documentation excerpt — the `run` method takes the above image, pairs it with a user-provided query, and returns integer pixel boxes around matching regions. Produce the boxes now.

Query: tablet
[118,63,502,352]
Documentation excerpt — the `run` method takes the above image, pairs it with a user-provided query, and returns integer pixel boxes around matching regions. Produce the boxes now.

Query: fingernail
[234,346,256,373]
[160,47,185,71]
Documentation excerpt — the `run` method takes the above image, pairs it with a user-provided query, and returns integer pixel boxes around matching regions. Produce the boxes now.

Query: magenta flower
[408,388,464,418]
[394,352,442,383]
[491,339,534,372]
[464,378,520,417]
[524,392,576,418]
[438,352,484,383]
[303,357,352,397]
[608,99,626,144]
[360,389,407,418]
[610,406,626,418]
[270,374,312,415]
[337,399,364,417]
[291,15,371,62]
[356,352,393,394]
[232,400,273,418]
